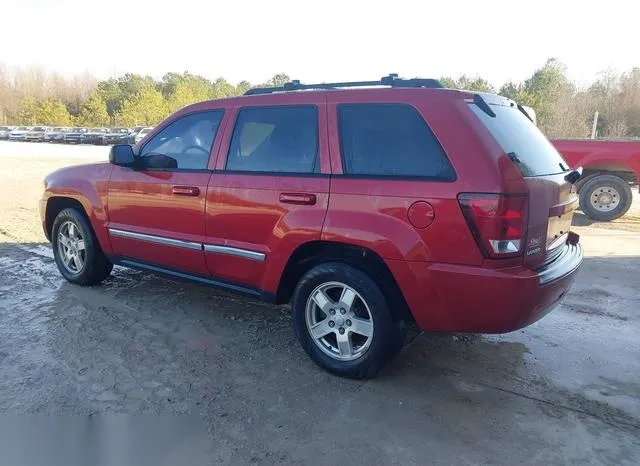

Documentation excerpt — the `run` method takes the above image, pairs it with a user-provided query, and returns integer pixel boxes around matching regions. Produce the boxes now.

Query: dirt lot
[1,141,639,465]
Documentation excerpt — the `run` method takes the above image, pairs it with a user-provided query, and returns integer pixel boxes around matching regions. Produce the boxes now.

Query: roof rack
[244,73,445,96]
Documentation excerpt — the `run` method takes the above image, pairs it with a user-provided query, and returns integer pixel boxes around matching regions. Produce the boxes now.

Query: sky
[1,0,638,88]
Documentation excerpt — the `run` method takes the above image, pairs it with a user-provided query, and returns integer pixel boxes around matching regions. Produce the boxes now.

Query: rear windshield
[469,103,569,177]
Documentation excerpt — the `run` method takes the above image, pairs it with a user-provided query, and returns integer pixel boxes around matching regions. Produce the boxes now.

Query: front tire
[579,174,632,221]
[51,207,113,285]
[292,262,406,379]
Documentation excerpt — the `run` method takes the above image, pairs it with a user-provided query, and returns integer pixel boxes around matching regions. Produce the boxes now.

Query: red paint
[407,201,435,229]
[41,86,583,334]
[552,139,640,181]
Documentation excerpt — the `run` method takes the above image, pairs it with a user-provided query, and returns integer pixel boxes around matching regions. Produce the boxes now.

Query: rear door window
[469,103,569,177]
[226,106,318,174]
[338,104,455,180]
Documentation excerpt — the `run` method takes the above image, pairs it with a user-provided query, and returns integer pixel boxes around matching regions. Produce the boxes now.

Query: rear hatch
[469,98,578,269]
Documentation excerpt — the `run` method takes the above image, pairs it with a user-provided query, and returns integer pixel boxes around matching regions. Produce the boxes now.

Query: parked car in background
[9,126,31,141]
[128,126,147,144]
[552,139,640,221]
[25,126,51,142]
[0,126,14,140]
[134,127,153,144]
[84,128,109,145]
[45,127,70,143]
[40,75,583,378]
[64,127,89,144]
[104,128,132,145]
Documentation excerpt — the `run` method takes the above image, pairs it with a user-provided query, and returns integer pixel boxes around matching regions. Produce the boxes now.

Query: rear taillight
[458,194,529,259]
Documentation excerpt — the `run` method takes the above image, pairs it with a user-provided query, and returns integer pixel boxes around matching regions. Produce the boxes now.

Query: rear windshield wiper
[517,104,534,123]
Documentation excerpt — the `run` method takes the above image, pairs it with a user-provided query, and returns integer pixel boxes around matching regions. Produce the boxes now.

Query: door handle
[279,193,317,205]
[172,186,200,196]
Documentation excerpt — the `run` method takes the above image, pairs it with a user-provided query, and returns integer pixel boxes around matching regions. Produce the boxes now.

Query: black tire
[51,207,113,285]
[292,262,407,379]
[579,174,633,221]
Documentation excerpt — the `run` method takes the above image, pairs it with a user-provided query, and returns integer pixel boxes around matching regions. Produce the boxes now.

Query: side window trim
[138,109,225,171]
[336,102,457,182]
[224,104,320,175]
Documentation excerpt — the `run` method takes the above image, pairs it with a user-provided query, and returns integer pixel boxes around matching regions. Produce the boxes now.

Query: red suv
[41,75,583,378]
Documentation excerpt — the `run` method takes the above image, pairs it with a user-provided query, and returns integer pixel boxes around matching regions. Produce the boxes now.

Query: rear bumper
[388,241,583,333]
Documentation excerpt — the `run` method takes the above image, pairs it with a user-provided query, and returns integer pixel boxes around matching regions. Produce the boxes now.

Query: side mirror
[143,153,178,169]
[109,144,136,167]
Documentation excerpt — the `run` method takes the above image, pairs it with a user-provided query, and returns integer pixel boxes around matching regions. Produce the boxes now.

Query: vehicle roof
[176,87,517,118]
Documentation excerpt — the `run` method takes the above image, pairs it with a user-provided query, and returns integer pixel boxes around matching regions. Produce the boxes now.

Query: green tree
[97,73,158,119]
[455,75,495,93]
[440,75,494,93]
[78,92,109,126]
[519,58,573,123]
[263,73,290,87]
[236,80,252,95]
[498,81,519,100]
[212,77,237,98]
[165,73,213,111]
[36,98,72,125]
[439,77,456,89]
[17,96,39,124]
[117,86,169,126]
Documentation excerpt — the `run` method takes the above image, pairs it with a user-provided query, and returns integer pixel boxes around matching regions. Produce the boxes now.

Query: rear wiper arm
[517,104,534,123]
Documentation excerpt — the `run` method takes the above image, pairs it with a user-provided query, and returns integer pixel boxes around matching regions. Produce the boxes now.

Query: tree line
[1,59,639,139]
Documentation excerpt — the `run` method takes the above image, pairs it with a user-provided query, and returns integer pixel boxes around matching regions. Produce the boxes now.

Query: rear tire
[292,262,407,379]
[51,207,113,285]
[579,174,632,221]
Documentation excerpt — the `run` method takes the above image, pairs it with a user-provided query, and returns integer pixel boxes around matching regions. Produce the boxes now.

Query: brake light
[458,194,529,259]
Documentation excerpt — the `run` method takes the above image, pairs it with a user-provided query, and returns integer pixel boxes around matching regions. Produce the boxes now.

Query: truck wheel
[292,262,407,379]
[579,174,633,221]
[52,207,113,285]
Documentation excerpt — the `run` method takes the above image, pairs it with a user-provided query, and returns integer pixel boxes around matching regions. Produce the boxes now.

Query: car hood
[44,162,113,191]
[11,130,29,135]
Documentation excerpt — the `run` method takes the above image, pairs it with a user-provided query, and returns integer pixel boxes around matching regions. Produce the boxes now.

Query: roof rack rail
[244,73,445,95]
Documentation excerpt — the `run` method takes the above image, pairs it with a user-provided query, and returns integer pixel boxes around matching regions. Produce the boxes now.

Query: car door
[204,95,331,294]
[107,109,226,276]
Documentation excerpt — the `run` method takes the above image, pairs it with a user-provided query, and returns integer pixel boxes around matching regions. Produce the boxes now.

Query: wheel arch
[276,240,414,322]
[579,160,638,186]
[45,195,112,254]
[45,196,87,240]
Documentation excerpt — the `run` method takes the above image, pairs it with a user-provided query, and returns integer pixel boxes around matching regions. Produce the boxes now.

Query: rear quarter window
[338,104,456,180]
[469,103,569,177]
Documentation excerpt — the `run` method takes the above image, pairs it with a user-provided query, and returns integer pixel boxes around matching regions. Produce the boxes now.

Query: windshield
[0,127,9,131]
[112,128,128,133]
[32,127,45,131]
[16,127,27,131]
[140,129,151,135]
[469,103,569,177]
[91,128,106,133]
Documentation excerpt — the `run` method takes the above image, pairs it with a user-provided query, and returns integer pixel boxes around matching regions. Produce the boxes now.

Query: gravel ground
[0,141,639,465]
